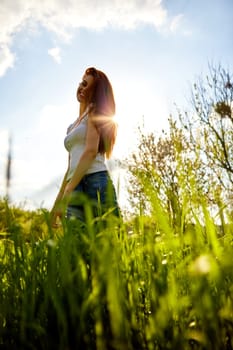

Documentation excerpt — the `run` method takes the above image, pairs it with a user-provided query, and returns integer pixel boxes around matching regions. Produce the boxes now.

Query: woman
[51,67,120,226]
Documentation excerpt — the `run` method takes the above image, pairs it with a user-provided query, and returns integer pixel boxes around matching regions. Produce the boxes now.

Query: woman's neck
[79,103,86,118]
[79,102,94,119]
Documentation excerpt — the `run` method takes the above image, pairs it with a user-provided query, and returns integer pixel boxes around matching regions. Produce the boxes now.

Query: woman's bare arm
[51,155,70,215]
[63,116,100,197]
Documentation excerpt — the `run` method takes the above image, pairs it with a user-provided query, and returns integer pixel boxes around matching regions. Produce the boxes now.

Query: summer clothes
[64,114,107,180]
[64,114,119,221]
[66,171,120,221]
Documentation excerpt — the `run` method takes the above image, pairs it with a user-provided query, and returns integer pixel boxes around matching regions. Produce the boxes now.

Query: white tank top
[64,114,107,181]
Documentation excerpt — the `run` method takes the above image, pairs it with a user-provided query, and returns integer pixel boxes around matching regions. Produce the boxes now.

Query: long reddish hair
[85,67,117,158]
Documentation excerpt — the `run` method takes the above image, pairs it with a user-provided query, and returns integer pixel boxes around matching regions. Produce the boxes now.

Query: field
[0,197,233,350]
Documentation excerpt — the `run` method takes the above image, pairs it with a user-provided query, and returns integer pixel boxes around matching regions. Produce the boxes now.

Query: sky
[0,0,233,212]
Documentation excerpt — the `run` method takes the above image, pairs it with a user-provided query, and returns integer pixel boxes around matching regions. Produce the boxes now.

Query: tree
[126,117,199,230]
[179,63,233,215]
[126,63,233,228]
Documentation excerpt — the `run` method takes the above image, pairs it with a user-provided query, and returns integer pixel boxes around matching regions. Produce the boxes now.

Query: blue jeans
[66,171,120,222]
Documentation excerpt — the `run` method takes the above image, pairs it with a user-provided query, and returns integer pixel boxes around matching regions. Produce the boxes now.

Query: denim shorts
[66,171,120,222]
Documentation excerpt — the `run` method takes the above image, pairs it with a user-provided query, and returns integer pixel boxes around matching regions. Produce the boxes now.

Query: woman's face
[77,74,95,104]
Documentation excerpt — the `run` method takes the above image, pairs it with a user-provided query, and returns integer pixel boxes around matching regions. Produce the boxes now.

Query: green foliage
[0,195,233,350]
[126,116,205,231]
[0,199,49,241]
[127,63,233,229]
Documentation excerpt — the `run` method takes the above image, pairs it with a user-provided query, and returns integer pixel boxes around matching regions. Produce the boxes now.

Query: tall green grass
[0,195,233,350]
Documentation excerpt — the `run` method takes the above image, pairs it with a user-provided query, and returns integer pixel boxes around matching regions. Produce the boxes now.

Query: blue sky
[0,0,232,211]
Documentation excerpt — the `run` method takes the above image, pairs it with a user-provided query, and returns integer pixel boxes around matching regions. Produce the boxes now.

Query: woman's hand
[50,182,75,228]
[50,204,63,228]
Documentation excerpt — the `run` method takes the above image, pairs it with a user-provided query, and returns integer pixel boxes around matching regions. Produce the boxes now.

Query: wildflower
[189,254,212,275]
[47,239,57,248]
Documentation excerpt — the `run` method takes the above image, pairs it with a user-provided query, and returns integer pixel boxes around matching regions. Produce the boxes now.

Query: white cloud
[0,0,168,76]
[48,47,61,64]
[0,45,15,77]
[170,14,183,33]
[0,0,32,76]
[168,14,192,37]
